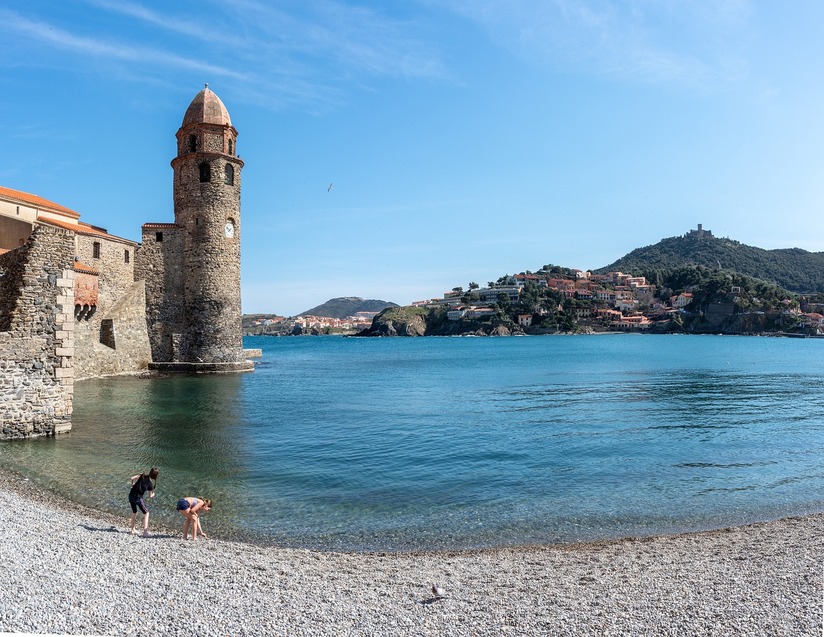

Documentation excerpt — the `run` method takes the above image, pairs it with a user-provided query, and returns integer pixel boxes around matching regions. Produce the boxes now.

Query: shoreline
[3,465,817,556]
[0,469,821,635]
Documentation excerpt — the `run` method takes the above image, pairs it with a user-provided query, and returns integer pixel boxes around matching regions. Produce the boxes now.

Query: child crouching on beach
[176,497,212,540]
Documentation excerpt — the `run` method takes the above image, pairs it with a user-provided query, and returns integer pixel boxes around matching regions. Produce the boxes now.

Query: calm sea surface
[3,334,824,551]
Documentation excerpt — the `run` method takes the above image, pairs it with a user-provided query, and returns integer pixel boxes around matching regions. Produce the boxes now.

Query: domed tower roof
[182,84,232,127]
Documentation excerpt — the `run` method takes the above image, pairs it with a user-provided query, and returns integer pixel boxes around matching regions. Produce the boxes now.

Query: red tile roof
[74,261,99,275]
[2,185,137,245]
[38,217,136,246]
[0,186,80,220]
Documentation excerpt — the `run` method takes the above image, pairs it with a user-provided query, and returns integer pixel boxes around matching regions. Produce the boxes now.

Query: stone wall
[0,225,75,438]
[73,280,152,379]
[73,234,150,379]
[0,242,27,331]
[135,224,185,362]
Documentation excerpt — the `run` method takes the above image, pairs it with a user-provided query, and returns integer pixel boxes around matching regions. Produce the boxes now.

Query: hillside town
[247,263,824,338]
[400,265,824,336]
[245,311,379,335]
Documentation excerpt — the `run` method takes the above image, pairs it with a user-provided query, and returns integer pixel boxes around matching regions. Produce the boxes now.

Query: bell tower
[170,84,247,366]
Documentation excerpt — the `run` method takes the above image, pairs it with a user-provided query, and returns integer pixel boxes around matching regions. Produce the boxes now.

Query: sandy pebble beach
[0,471,821,637]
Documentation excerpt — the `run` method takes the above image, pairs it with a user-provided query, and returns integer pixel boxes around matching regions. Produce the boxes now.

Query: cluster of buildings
[247,312,378,332]
[292,312,378,331]
[411,269,666,331]
[412,264,824,335]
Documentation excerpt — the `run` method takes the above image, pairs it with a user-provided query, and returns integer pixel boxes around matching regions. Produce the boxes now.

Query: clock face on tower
[224,220,235,238]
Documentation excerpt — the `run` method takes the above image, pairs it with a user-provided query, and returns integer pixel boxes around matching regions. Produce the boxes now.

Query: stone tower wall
[172,121,245,363]
[0,224,75,438]
[135,224,185,362]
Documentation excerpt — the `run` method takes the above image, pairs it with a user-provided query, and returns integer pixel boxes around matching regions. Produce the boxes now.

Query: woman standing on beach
[128,468,159,537]
[176,497,212,540]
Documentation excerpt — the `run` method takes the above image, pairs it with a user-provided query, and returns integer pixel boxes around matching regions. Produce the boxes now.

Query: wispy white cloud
[0,9,245,79]
[2,1,449,111]
[428,0,753,89]
[221,0,449,81]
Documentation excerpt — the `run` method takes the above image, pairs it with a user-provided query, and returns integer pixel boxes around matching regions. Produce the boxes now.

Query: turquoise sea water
[2,334,824,551]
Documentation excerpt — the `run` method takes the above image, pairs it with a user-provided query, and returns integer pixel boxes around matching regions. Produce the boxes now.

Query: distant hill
[300,297,398,319]
[598,232,824,293]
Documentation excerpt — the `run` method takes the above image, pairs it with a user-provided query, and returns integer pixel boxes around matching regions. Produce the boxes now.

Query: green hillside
[598,233,824,293]
[299,297,398,319]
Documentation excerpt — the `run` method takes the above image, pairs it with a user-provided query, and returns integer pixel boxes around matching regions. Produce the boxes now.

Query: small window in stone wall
[228,139,234,155]
[156,232,163,242]
[100,318,116,349]
[188,134,197,152]
[124,249,130,264]
[224,164,234,185]
[199,162,211,183]
[93,242,101,259]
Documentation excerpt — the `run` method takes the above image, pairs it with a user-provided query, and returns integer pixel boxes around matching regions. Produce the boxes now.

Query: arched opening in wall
[228,139,234,155]
[199,162,211,183]
[75,304,96,321]
[224,163,234,185]
[188,134,197,152]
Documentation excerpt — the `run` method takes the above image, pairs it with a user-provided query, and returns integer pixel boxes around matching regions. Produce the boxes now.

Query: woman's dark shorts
[129,495,148,515]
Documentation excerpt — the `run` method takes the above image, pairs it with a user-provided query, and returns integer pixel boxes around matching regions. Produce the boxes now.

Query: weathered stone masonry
[72,233,152,379]
[1,86,254,439]
[138,85,251,372]
[0,225,75,438]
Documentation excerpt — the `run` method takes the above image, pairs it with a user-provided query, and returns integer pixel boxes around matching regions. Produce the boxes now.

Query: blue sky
[3,1,824,316]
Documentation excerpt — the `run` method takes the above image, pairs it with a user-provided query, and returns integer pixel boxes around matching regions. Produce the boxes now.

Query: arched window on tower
[224,163,234,185]
[188,134,197,152]
[228,139,234,155]
[199,162,211,183]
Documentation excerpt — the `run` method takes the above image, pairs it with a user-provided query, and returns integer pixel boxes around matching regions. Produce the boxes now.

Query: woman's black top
[129,475,155,499]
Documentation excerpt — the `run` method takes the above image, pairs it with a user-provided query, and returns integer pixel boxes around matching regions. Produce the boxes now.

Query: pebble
[0,471,820,636]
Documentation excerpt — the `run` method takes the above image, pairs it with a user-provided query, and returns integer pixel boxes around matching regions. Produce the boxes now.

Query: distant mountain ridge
[598,231,824,293]
[299,297,398,319]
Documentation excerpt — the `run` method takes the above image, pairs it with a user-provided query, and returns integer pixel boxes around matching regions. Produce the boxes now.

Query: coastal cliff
[358,306,521,337]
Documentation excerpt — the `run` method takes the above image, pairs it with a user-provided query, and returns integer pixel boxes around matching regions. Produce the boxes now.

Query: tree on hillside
[518,281,542,314]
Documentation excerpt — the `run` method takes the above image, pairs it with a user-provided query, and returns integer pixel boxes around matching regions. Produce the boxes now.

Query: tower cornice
[171,153,244,170]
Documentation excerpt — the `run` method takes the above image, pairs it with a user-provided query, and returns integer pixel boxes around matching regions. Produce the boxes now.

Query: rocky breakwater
[357,306,519,337]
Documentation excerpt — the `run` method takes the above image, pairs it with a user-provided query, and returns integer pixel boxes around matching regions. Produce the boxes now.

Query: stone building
[0,186,148,438]
[136,85,251,373]
[0,85,253,438]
